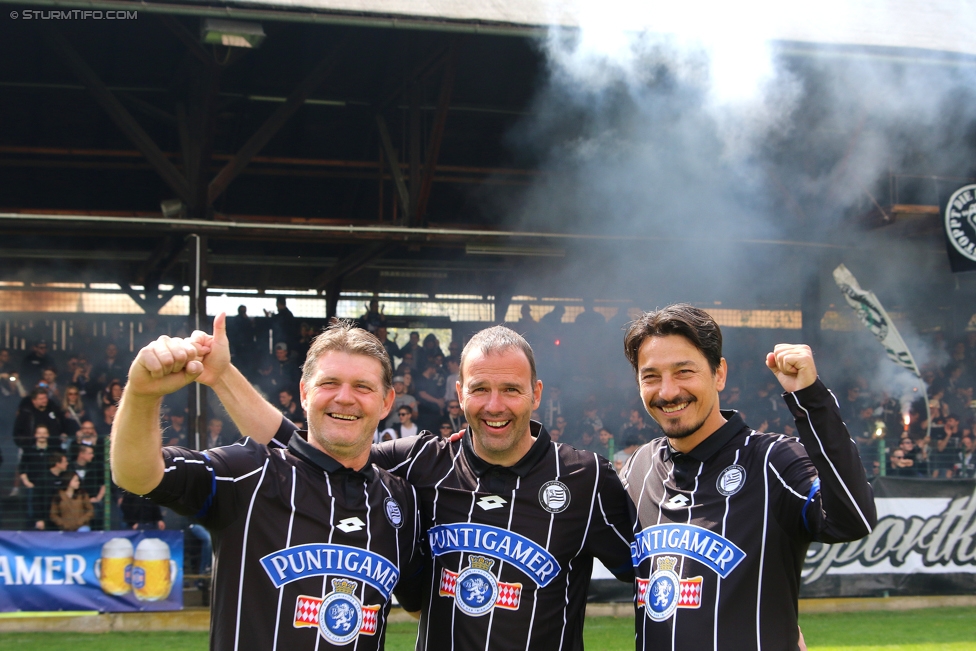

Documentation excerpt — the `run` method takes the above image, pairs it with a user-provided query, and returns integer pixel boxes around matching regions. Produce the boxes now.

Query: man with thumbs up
[111,316,423,650]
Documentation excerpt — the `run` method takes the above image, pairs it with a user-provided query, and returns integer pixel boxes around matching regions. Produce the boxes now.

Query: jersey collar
[462,419,552,478]
[668,410,749,463]
[288,430,375,480]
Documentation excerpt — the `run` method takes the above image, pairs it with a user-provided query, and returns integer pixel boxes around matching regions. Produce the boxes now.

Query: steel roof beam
[43,26,193,203]
[207,34,351,204]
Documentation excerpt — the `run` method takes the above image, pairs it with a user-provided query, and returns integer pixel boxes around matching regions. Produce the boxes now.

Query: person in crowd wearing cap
[19,340,56,390]
[384,375,417,430]
[272,341,301,394]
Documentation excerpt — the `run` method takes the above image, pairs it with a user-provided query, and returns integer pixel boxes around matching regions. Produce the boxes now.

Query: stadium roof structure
[0,0,974,320]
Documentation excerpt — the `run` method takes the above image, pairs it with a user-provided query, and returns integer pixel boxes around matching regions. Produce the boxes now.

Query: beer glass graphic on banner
[131,538,178,601]
[94,537,134,596]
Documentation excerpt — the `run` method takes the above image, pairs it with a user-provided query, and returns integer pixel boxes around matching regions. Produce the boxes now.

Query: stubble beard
[651,397,711,441]
[308,415,373,461]
[468,411,531,463]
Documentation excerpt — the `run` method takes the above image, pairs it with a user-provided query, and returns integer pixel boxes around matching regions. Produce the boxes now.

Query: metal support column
[801,267,823,352]
[187,234,208,450]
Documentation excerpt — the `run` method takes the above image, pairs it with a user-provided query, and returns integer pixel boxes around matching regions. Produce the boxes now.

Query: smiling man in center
[203,322,635,651]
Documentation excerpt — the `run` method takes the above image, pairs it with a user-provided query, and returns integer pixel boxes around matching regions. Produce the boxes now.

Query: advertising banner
[0,530,183,612]
[801,478,976,597]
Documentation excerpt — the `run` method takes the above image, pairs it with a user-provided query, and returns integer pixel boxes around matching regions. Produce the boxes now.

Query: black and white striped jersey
[146,431,424,651]
[368,421,635,651]
[621,379,876,651]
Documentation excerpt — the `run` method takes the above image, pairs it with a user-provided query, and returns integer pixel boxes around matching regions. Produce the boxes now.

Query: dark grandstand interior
[1,14,974,308]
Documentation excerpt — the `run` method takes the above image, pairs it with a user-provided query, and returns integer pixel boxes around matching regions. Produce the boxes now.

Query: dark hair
[623,303,723,374]
[60,471,88,497]
[30,387,48,400]
[47,451,67,467]
[302,321,393,391]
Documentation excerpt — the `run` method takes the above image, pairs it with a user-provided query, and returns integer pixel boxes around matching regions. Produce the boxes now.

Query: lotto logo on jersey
[439,556,522,616]
[293,579,381,643]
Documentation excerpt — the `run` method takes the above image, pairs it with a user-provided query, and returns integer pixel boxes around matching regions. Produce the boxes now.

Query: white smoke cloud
[491,0,976,392]
[545,0,798,161]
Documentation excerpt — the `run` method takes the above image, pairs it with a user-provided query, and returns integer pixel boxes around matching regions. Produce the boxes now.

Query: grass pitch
[0,607,973,649]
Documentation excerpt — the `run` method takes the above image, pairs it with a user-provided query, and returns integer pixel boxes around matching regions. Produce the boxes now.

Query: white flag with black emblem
[832,264,922,378]
[833,264,930,436]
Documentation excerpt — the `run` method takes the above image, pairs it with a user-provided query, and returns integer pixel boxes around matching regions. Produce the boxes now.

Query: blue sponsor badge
[428,523,561,588]
[631,524,746,579]
[259,543,399,600]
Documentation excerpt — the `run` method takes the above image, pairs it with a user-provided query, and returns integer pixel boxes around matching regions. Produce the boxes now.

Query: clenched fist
[765,344,817,393]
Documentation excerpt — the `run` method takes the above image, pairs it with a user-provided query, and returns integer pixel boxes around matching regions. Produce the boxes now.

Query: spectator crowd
[3,298,976,536]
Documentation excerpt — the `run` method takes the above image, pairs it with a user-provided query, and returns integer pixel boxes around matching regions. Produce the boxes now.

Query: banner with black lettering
[0,530,183,612]
[944,184,976,273]
[800,478,976,597]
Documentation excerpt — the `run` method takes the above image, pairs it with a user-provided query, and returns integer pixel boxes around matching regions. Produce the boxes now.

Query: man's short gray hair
[458,326,537,385]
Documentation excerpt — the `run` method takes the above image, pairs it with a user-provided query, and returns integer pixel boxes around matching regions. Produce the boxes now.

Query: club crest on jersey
[384,497,403,528]
[428,523,561,587]
[292,579,381,643]
[716,464,746,496]
[439,556,522,616]
[636,557,703,621]
[632,524,746,578]
[644,556,680,621]
[539,480,571,513]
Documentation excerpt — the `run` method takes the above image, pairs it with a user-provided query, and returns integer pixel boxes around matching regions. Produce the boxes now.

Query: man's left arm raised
[767,344,878,542]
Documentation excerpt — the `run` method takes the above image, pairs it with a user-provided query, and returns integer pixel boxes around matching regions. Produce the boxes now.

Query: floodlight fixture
[160,199,186,219]
[201,19,265,49]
